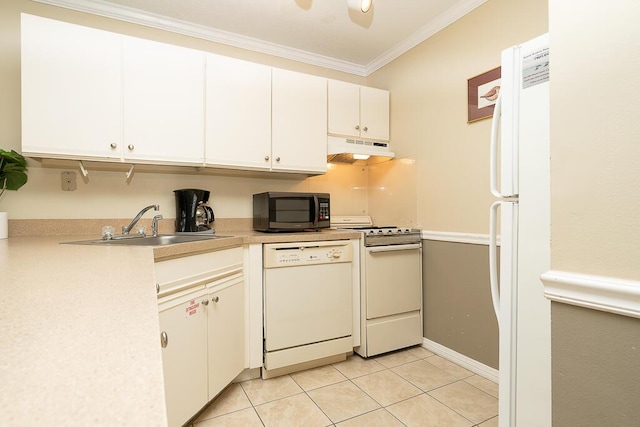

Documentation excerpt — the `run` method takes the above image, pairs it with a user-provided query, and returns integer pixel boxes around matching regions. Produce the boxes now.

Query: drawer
[155,246,243,296]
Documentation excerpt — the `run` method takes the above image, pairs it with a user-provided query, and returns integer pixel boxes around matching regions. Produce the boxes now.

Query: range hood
[327,136,395,164]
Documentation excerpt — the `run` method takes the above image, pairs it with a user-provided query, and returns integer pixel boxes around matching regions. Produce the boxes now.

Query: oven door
[364,243,422,319]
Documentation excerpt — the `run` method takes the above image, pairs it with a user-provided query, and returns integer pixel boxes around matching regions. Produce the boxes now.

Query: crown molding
[365,0,489,75]
[32,0,486,77]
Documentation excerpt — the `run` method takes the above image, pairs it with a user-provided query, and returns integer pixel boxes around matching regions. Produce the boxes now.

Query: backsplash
[0,162,369,220]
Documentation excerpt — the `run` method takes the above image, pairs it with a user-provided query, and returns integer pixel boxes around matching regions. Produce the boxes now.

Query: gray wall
[423,240,498,369]
[552,303,640,426]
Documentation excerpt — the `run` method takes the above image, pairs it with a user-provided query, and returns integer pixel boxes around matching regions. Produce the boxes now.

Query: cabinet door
[360,86,390,141]
[272,69,327,174]
[123,37,204,165]
[159,288,209,427]
[21,14,122,160]
[205,54,271,170]
[327,80,360,138]
[208,277,245,398]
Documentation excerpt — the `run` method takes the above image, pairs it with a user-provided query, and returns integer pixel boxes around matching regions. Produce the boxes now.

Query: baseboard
[422,338,499,383]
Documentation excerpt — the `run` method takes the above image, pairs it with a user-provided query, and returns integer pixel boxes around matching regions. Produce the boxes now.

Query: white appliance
[489,34,551,426]
[327,136,395,164]
[262,240,353,378]
[332,216,423,357]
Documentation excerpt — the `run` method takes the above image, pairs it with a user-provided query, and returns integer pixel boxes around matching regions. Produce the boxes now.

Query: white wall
[549,0,640,280]
[367,0,548,233]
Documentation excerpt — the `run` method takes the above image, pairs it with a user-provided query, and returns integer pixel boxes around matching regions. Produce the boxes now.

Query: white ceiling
[35,0,487,76]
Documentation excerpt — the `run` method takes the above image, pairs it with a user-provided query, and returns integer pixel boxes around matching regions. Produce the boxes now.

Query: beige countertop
[0,228,360,426]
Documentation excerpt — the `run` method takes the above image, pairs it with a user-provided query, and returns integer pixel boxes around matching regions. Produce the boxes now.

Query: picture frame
[467,66,501,123]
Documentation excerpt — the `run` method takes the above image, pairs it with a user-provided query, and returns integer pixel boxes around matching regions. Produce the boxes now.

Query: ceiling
[35,0,487,76]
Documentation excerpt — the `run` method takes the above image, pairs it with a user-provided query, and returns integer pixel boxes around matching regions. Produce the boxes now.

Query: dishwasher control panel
[263,240,353,268]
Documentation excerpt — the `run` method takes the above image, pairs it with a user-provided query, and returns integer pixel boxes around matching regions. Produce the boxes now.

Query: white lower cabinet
[207,276,245,397]
[158,287,209,427]
[156,247,245,427]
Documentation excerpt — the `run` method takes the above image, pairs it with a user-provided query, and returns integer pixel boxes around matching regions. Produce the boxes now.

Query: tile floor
[190,346,498,427]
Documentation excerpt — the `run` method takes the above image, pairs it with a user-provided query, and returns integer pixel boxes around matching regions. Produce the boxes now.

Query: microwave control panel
[319,201,330,221]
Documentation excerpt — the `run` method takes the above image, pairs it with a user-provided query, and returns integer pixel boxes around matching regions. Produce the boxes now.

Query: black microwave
[253,192,330,232]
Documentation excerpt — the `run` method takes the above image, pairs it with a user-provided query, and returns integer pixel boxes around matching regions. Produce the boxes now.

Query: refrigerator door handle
[490,95,504,199]
[489,201,501,322]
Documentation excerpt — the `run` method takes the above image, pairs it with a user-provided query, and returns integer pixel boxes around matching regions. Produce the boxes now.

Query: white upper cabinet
[205,54,271,170]
[328,80,390,141]
[123,37,205,165]
[21,14,122,160]
[21,15,330,175]
[272,69,327,174]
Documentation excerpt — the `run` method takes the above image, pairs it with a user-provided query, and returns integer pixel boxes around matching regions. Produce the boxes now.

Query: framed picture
[467,66,501,123]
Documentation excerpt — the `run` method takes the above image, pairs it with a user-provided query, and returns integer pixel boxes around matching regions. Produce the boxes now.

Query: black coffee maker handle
[203,205,215,223]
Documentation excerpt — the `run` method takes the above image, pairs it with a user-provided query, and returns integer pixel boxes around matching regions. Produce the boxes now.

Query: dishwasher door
[263,241,353,362]
[264,262,352,351]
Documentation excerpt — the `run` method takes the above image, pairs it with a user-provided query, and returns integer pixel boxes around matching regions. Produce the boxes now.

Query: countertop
[0,228,360,426]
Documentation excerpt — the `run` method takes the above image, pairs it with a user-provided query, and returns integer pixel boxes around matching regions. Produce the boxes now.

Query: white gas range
[332,216,423,357]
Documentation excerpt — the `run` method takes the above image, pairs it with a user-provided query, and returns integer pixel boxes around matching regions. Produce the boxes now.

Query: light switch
[61,171,77,191]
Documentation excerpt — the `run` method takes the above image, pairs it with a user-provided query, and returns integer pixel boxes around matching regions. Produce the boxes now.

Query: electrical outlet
[61,171,77,191]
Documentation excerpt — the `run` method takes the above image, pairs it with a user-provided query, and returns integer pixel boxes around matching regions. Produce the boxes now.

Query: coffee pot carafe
[174,189,215,232]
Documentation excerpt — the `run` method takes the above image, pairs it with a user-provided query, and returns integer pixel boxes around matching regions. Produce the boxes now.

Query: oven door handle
[368,243,421,253]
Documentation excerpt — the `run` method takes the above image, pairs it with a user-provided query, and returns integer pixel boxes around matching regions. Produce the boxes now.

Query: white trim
[365,0,488,75]
[422,338,499,383]
[32,0,487,77]
[541,270,640,319]
[421,230,500,246]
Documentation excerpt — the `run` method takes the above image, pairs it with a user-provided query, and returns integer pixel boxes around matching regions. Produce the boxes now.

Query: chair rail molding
[541,270,640,319]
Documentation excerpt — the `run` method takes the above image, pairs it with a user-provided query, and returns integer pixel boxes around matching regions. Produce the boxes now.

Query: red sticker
[185,300,200,317]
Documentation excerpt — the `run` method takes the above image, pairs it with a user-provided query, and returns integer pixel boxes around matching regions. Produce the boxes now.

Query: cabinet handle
[110,143,117,149]
[202,299,209,306]
[264,156,269,161]
[127,144,134,151]
[355,125,360,130]
[275,157,281,162]
[363,126,368,132]
[212,296,219,303]
[156,283,159,294]
[160,331,168,348]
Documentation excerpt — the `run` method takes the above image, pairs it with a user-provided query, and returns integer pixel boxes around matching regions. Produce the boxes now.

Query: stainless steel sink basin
[63,234,230,246]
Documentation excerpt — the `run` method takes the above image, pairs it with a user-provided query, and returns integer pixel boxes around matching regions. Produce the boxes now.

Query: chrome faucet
[151,214,163,237]
[122,205,159,235]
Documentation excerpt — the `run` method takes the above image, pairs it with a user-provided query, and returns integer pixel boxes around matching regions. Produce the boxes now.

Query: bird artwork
[481,85,501,102]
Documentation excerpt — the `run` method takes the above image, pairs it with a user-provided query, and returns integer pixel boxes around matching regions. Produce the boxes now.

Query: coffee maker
[174,189,215,232]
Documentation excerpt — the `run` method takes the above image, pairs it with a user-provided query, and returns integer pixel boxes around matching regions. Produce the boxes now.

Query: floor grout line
[193,346,498,426]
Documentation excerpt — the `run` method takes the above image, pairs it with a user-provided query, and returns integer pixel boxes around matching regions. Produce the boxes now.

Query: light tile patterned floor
[190,346,498,427]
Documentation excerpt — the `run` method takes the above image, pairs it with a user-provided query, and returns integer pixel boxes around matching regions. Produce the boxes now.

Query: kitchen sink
[63,234,230,246]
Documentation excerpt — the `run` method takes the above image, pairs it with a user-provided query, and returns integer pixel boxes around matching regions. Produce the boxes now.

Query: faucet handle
[152,214,163,237]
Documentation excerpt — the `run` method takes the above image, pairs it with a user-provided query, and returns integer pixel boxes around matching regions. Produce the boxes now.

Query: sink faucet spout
[122,204,159,235]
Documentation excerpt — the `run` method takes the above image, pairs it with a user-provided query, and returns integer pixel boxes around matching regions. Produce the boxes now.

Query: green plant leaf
[0,149,28,193]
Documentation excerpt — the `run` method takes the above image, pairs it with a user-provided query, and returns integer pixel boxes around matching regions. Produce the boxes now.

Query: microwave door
[312,195,319,228]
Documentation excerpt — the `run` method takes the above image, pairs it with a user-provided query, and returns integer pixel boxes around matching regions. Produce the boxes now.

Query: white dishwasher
[263,240,353,378]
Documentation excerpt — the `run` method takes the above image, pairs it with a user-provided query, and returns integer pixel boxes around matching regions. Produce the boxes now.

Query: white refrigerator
[489,33,551,427]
